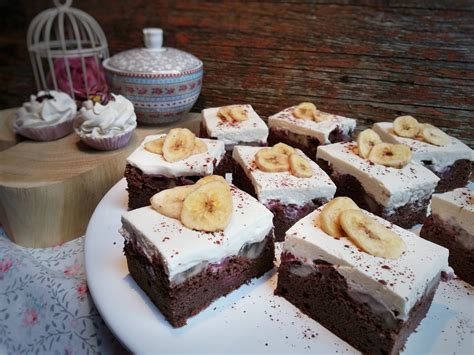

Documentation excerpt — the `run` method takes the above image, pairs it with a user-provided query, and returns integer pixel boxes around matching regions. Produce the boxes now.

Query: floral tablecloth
[0,229,127,354]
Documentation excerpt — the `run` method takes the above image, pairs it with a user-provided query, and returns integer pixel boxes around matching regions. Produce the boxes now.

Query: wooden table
[1,1,473,147]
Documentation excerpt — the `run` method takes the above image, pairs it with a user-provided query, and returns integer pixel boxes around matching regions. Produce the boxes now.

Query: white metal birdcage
[27,0,109,100]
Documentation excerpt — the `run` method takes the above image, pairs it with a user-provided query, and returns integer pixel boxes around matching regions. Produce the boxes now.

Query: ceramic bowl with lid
[103,28,203,124]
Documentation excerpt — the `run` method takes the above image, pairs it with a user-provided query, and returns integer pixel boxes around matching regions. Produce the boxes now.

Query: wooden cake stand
[0,109,200,247]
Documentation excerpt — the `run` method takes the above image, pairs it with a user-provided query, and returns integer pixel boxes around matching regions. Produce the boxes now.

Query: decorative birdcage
[27,0,109,101]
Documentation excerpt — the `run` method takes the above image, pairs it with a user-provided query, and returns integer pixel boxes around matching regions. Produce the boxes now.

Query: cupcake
[14,90,77,141]
[74,93,137,150]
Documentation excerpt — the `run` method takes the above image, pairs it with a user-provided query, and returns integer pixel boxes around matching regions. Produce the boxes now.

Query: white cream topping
[127,134,226,177]
[373,122,473,171]
[15,90,77,129]
[201,105,269,146]
[317,142,440,210]
[121,186,274,282]
[232,145,336,205]
[283,207,449,320]
[431,188,474,249]
[75,94,137,138]
[268,106,356,145]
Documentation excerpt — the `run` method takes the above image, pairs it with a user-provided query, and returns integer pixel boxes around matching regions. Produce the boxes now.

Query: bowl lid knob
[143,28,165,51]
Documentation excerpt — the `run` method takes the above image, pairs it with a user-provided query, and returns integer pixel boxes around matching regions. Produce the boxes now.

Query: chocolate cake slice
[200,104,268,148]
[267,105,355,160]
[317,142,440,228]
[199,104,269,174]
[420,188,474,285]
[276,204,450,354]
[373,122,472,192]
[232,145,336,241]
[120,184,274,327]
[125,133,227,210]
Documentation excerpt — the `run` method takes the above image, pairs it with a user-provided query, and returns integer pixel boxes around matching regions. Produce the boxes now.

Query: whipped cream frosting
[232,145,336,205]
[15,90,77,129]
[431,188,474,249]
[76,94,137,138]
[127,134,226,177]
[317,142,440,210]
[268,106,356,144]
[201,105,269,146]
[283,207,449,320]
[372,122,473,171]
[121,186,274,282]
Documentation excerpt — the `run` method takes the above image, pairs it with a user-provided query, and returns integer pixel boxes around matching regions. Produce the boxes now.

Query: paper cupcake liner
[76,125,136,151]
[14,119,74,141]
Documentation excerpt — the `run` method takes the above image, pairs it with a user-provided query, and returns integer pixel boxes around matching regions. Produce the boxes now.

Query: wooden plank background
[1,0,473,147]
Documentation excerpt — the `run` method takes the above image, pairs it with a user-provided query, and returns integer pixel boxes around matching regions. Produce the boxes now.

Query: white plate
[85,179,474,354]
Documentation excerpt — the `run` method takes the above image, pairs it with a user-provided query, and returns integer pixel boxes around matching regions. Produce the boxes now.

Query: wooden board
[0,110,200,248]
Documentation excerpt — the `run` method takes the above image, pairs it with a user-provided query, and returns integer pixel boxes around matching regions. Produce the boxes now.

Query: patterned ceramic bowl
[103,28,203,124]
